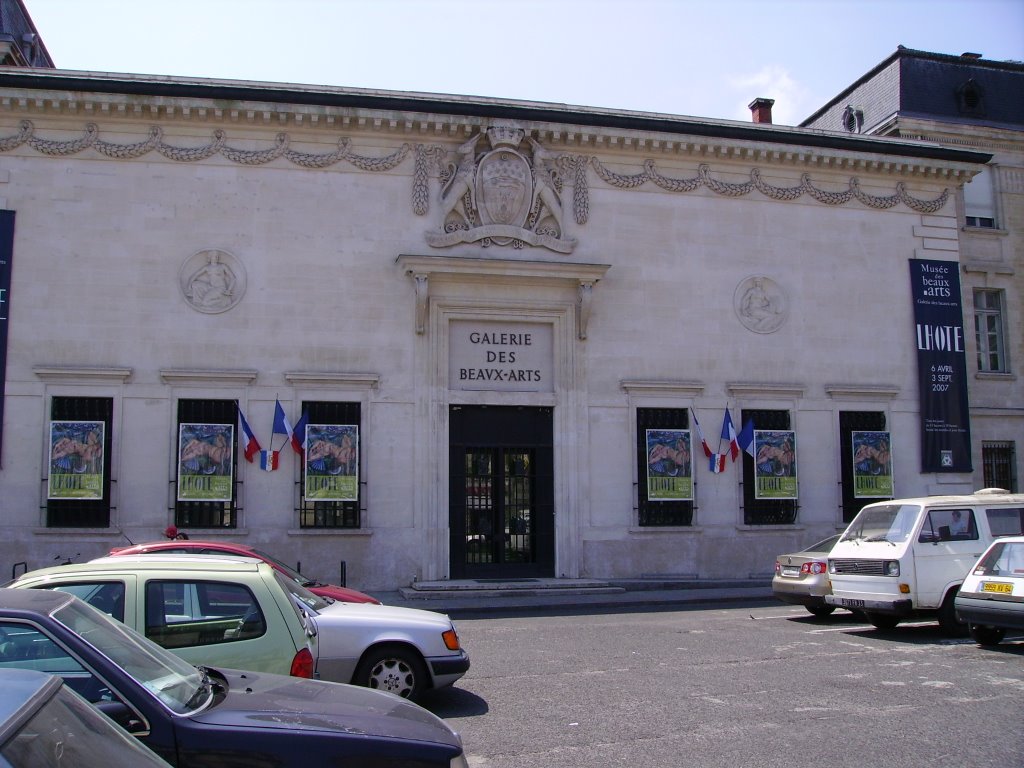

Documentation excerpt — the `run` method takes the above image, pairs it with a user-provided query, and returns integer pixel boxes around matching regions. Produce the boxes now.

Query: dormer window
[956,78,985,116]
[841,105,863,133]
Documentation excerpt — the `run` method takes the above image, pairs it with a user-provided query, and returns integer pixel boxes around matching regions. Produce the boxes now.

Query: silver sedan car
[281,579,469,701]
[772,534,843,617]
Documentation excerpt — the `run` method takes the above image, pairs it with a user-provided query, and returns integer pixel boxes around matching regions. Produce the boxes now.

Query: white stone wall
[0,83,984,590]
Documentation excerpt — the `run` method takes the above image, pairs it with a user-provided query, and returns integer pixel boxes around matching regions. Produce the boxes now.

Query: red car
[109,540,380,604]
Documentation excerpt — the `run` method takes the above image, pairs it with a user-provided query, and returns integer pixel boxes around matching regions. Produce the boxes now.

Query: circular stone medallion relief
[734,275,788,334]
[179,249,246,314]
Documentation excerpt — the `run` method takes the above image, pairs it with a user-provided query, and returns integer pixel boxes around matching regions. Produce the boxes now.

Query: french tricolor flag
[238,408,261,463]
[690,409,714,459]
[709,453,727,473]
[290,411,309,456]
[721,408,740,463]
[272,399,293,443]
[259,450,279,472]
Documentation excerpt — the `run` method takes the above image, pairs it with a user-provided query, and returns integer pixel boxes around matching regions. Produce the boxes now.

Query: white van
[825,489,1024,634]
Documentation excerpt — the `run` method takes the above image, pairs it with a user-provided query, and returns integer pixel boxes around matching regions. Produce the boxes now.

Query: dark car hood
[192,668,461,749]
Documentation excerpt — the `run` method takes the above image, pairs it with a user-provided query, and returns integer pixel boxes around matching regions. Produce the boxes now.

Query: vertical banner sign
[305,424,359,501]
[177,423,234,501]
[645,429,693,501]
[754,430,797,499]
[0,210,14,464]
[48,421,105,499]
[909,259,972,472]
[852,431,894,498]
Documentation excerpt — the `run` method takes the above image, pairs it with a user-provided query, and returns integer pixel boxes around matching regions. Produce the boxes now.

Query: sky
[21,0,1024,127]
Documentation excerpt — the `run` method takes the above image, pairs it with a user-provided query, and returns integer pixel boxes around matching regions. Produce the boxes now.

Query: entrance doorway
[449,405,554,579]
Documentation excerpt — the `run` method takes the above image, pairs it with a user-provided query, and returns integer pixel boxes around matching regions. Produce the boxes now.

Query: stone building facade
[802,47,1023,496]
[0,59,991,591]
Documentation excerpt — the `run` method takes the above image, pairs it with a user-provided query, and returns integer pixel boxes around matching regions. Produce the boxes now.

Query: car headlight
[884,560,900,577]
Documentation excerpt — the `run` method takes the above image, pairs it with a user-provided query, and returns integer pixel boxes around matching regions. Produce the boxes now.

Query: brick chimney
[748,98,775,124]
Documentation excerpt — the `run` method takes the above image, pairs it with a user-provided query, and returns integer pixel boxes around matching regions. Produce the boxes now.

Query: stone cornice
[620,380,705,397]
[159,368,258,385]
[397,254,609,338]
[33,365,132,383]
[283,372,380,389]
[0,69,989,179]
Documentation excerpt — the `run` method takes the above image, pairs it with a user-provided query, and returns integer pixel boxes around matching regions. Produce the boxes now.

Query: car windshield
[973,541,1024,577]
[806,534,842,553]
[252,548,315,586]
[0,682,170,767]
[51,598,209,715]
[841,503,920,545]
[274,571,332,614]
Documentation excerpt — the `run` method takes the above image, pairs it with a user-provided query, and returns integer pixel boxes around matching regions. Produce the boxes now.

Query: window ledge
[975,371,1016,382]
[287,528,372,537]
[735,524,806,533]
[961,226,1008,237]
[628,526,703,534]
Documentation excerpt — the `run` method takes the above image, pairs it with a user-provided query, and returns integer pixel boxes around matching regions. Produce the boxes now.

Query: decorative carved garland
[0,120,949,218]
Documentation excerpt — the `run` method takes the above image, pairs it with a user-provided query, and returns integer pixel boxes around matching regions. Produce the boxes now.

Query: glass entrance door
[449,406,553,579]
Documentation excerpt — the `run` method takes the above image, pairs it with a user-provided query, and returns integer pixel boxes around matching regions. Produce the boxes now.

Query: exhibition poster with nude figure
[754,429,797,499]
[305,424,359,501]
[645,429,693,501]
[177,423,234,501]
[852,430,893,498]
[48,420,105,499]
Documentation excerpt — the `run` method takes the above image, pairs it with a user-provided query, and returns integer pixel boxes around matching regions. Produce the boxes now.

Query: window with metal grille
[636,408,693,526]
[974,289,1007,373]
[299,401,361,529]
[175,400,238,529]
[741,409,797,525]
[839,411,889,523]
[46,397,113,528]
[983,441,1017,493]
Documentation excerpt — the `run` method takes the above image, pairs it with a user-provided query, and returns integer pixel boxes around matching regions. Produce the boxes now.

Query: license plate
[840,598,866,608]
[781,567,799,577]
[981,582,1013,594]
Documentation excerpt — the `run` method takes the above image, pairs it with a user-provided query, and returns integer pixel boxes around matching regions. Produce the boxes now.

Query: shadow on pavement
[418,686,489,718]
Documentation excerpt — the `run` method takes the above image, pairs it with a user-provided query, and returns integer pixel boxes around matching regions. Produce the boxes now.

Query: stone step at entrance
[398,578,625,601]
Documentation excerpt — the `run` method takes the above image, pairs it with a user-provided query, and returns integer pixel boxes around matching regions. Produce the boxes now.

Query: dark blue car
[0,588,468,767]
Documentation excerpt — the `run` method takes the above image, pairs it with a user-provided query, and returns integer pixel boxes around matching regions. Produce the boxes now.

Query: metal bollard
[339,561,346,587]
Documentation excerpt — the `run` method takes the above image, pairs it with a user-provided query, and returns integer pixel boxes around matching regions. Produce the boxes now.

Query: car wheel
[353,644,428,700]
[968,624,1006,647]
[937,588,968,637]
[806,604,836,618]
[865,612,900,631]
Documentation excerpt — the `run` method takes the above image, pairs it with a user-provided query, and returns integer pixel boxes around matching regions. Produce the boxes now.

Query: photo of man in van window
[949,510,968,536]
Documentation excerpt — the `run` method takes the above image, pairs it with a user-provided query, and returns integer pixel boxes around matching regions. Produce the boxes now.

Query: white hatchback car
[954,535,1024,646]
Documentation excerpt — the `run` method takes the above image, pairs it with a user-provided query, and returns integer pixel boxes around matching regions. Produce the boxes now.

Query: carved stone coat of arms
[426,126,576,253]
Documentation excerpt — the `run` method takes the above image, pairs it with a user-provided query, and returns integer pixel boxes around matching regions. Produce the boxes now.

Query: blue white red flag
[290,411,308,456]
[737,418,756,458]
[690,409,714,459]
[272,399,293,444]
[709,452,727,473]
[259,450,279,472]
[238,408,261,463]
[720,408,740,462]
